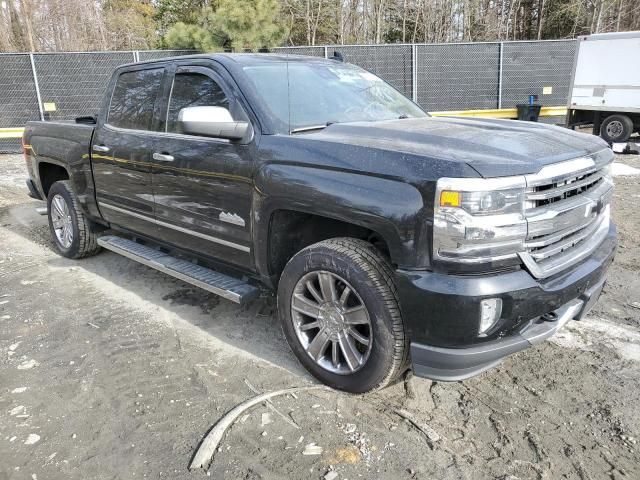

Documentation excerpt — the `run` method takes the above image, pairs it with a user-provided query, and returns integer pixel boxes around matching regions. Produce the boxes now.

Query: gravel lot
[1,151,640,480]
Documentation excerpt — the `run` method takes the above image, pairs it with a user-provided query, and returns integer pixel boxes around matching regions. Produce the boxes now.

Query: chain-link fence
[0,41,576,153]
[416,42,501,110]
[0,49,195,153]
[275,40,576,112]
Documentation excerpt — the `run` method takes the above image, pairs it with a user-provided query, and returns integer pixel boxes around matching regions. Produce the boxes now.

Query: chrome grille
[519,155,614,278]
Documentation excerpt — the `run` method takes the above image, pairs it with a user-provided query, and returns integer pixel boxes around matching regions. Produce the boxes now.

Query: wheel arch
[253,164,429,284]
[38,161,70,198]
[263,208,393,281]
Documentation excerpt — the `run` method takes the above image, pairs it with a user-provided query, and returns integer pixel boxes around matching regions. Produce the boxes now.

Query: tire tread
[51,180,101,259]
[301,237,409,391]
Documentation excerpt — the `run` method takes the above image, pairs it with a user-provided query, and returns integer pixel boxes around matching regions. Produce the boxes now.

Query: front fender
[253,163,432,277]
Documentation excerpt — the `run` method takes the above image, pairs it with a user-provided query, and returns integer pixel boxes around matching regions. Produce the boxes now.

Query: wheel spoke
[63,225,72,246]
[331,340,339,368]
[318,272,337,302]
[339,285,351,306]
[52,218,63,229]
[305,280,323,304]
[306,328,331,360]
[338,335,362,371]
[299,320,320,331]
[57,197,66,217]
[343,305,368,325]
[292,293,321,319]
[348,327,370,346]
[53,197,64,218]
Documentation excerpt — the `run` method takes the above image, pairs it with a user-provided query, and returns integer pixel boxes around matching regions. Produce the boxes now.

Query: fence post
[29,53,45,121]
[497,42,504,109]
[411,44,418,103]
[133,51,139,62]
[324,46,328,59]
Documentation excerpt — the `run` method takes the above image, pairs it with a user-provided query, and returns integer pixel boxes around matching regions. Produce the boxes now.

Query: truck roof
[120,53,336,70]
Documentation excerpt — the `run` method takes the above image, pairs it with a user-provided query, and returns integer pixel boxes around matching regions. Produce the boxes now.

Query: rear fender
[26,124,102,220]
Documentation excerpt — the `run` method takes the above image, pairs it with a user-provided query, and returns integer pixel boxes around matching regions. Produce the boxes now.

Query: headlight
[434,176,527,264]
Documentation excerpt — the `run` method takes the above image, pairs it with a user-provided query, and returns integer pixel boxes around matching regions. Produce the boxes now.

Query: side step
[97,235,259,305]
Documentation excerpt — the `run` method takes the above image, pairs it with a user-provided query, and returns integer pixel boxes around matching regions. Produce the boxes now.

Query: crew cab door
[150,65,256,270]
[91,65,167,238]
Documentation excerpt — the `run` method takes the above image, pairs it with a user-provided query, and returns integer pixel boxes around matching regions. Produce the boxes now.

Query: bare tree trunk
[311,0,324,45]
[590,0,599,33]
[402,0,407,42]
[537,0,546,39]
[19,0,37,51]
[411,0,420,43]
[615,0,624,32]
[595,0,604,33]
[305,0,312,45]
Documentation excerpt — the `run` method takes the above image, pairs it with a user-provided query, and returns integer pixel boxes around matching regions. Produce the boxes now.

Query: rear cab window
[107,68,165,131]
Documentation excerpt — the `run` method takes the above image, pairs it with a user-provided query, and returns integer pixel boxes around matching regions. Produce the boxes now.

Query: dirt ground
[1,150,639,480]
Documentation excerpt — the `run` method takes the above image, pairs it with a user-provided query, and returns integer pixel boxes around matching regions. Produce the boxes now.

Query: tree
[103,0,157,49]
[164,21,223,51]
[164,0,288,51]
[1,0,639,53]
[155,0,212,37]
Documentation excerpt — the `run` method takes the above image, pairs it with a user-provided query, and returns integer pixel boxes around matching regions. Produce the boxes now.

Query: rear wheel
[47,180,101,259]
[278,238,409,393]
[600,114,633,143]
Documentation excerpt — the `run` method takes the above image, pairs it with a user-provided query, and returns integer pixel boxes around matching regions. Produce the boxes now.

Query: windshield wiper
[290,125,327,134]
[290,121,339,134]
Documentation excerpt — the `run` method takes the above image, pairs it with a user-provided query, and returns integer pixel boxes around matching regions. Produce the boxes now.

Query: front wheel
[47,180,101,259]
[278,238,409,393]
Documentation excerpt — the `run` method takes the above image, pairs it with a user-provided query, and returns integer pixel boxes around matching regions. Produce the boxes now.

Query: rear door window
[166,72,230,134]
[108,68,164,131]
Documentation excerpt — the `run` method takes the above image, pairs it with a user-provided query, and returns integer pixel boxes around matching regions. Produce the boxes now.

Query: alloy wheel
[51,194,73,249]
[291,270,372,375]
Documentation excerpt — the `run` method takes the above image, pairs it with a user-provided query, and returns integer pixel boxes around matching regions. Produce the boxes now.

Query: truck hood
[305,116,609,177]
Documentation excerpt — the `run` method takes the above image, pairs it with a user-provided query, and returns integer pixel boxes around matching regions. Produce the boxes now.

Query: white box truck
[567,31,640,143]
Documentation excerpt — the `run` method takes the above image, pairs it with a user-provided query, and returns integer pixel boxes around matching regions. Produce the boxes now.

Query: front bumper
[395,223,617,381]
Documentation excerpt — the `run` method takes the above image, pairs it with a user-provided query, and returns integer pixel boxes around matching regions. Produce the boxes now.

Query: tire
[278,238,409,393]
[47,180,101,259]
[600,114,633,143]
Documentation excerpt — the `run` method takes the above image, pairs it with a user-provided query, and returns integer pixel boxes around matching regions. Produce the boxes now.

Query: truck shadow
[2,199,309,380]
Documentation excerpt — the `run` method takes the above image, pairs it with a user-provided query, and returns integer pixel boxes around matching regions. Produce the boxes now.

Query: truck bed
[24,120,95,160]
[23,120,96,209]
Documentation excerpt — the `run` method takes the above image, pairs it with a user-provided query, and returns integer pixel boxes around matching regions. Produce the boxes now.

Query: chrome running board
[97,235,259,305]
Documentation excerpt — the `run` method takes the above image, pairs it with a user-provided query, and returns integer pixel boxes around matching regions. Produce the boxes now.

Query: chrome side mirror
[178,106,250,141]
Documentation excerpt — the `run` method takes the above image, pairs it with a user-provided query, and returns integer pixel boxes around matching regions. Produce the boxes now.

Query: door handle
[92,145,110,153]
[153,152,174,162]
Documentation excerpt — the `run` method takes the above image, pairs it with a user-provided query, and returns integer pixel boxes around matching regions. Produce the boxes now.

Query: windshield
[243,62,427,132]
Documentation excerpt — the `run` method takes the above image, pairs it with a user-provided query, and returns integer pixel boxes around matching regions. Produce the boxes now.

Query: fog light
[479,298,502,335]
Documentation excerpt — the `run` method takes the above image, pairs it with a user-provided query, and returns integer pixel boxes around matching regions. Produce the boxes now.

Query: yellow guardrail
[0,106,568,139]
[430,106,567,119]
[0,127,25,139]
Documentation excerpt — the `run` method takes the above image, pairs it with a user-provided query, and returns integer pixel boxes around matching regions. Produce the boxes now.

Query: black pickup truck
[23,54,616,393]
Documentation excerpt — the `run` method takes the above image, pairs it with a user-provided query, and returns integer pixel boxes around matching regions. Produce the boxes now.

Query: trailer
[566,31,640,143]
